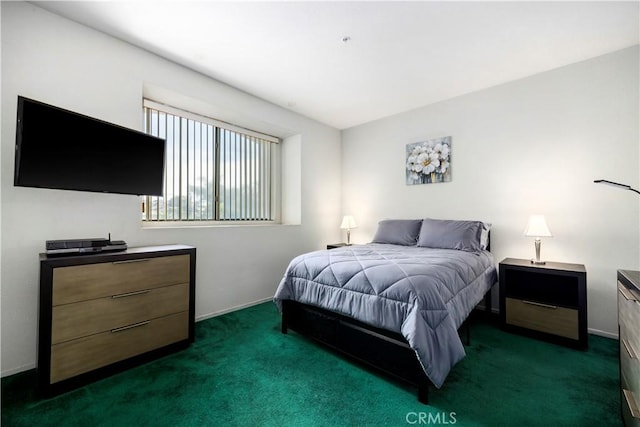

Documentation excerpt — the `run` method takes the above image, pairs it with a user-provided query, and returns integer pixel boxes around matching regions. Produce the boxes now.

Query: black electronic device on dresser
[45,234,127,256]
[499,258,587,350]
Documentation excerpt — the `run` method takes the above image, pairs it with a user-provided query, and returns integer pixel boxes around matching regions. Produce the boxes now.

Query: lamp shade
[524,215,552,238]
[340,215,357,229]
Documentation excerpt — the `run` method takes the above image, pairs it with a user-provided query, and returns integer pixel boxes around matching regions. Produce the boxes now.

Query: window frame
[141,99,281,226]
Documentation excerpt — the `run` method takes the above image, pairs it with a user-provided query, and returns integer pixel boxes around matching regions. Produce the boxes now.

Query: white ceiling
[32,1,639,130]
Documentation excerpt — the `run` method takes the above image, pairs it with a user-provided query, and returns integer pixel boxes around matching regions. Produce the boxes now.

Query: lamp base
[530,238,546,265]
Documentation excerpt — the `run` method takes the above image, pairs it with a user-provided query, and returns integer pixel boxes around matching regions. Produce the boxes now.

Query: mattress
[274,243,497,387]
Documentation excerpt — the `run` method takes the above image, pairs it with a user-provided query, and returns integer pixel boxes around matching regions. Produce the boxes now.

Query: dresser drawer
[621,335,640,394]
[51,283,189,344]
[505,297,578,339]
[50,311,189,383]
[622,369,640,427]
[52,255,190,305]
[619,281,640,346]
[620,331,640,380]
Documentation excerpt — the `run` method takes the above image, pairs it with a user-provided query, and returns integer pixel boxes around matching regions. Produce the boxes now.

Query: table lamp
[524,215,552,265]
[340,215,357,245]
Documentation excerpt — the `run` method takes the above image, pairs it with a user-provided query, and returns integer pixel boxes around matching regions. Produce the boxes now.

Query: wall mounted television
[14,96,165,196]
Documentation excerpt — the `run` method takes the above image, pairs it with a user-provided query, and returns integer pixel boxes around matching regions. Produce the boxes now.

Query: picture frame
[405,136,451,185]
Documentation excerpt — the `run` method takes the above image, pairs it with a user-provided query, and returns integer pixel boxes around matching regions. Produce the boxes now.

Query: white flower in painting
[439,143,450,160]
[406,154,418,171]
[417,153,429,172]
[439,159,449,174]
[432,141,449,159]
[406,138,451,182]
[407,152,422,178]
[417,152,437,173]
[429,151,440,164]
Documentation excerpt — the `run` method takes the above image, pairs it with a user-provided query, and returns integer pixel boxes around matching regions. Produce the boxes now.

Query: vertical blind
[142,100,277,222]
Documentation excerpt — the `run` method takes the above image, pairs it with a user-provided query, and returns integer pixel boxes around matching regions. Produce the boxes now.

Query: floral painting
[405,137,451,185]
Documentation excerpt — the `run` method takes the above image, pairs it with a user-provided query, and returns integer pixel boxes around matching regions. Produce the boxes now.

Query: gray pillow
[417,219,484,252]
[480,222,492,250]
[371,219,422,246]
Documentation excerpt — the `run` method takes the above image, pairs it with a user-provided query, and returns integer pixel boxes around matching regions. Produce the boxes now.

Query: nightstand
[499,258,587,349]
[327,243,348,250]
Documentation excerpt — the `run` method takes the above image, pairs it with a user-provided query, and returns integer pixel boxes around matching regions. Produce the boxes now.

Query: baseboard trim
[588,328,618,340]
[1,362,36,378]
[195,297,274,322]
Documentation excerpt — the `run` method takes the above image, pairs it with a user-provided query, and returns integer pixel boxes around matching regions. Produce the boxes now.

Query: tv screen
[14,96,165,196]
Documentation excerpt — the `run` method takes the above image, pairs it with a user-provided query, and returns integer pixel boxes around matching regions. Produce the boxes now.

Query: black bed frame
[280,291,492,405]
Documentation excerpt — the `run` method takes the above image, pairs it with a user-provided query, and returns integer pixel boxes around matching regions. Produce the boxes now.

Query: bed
[273,218,497,404]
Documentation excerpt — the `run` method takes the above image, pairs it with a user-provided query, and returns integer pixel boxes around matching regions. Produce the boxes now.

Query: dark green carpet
[2,302,620,426]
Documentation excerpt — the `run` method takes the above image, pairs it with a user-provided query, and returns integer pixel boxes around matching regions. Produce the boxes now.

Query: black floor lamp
[594,179,640,195]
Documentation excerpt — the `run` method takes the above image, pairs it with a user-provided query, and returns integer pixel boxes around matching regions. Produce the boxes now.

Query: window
[142,100,279,223]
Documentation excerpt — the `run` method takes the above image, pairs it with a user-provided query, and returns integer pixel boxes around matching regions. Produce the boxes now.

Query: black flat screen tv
[14,96,165,196]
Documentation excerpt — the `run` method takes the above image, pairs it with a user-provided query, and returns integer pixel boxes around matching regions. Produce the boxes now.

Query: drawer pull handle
[522,300,558,309]
[112,289,151,299]
[111,321,150,333]
[623,339,639,360]
[112,259,151,265]
[618,284,639,302]
[623,389,640,418]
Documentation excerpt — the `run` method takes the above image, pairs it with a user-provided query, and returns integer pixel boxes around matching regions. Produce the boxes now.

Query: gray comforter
[273,243,497,388]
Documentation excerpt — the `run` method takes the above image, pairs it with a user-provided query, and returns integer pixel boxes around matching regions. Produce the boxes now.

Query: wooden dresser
[38,244,196,395]
[619,270,640,426]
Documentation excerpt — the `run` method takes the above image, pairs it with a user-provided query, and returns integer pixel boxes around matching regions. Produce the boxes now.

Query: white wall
[1,3,341,375]
[342,46,640,338]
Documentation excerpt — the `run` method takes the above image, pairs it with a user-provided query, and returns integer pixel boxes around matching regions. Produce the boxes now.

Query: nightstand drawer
[505,297,578,340]
[51,283,189,344]
[50,311,189,383]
